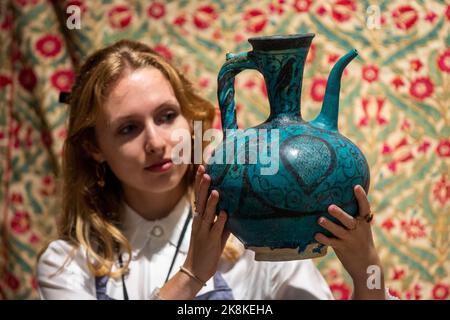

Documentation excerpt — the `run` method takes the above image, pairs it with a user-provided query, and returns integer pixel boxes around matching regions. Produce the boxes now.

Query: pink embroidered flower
[147,1,165,19]
[409,77,433,100]
[108,5,132,29]
[35,34,62,58]
[392,5,418,30]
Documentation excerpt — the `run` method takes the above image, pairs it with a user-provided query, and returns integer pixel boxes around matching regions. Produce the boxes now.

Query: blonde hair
[57,40,238,279]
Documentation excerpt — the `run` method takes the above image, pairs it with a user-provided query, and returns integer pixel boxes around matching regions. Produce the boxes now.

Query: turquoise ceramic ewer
[206,33,370,261]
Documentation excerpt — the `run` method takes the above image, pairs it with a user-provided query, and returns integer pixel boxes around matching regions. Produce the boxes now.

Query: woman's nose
[144,123,165,155]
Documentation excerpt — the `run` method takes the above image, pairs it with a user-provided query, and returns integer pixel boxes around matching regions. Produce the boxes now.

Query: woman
[37,40,388,300]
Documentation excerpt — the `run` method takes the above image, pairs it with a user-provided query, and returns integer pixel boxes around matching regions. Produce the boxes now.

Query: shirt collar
[120,195,192,258]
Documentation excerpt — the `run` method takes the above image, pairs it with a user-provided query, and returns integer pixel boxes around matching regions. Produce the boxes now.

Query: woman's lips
[145,160,174,173]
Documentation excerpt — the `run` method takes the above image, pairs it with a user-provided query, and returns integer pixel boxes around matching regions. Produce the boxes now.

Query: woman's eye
[159,111,177,123]
[118,124,136,135]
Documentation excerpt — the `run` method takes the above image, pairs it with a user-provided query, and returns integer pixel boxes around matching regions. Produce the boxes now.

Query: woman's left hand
[314,185,386,299]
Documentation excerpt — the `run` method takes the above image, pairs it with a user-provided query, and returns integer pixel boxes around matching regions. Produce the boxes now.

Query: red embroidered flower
[331,0,356,22]
[293,0,312,13]
[316,5,327,16]
[410,59,422,72]
[153,44,173,61]
[446,5,450,21]
[5,272,20,291]
[310,78,327,102]
[108,5,132,29]
[1,13,12,30]
[329,282,351,300]
[417,141,430,153]
[432,283,449,300]
[437,49,450,73]
[400,218,426,239]
[198,77,209,88]
[392,268,405,280]
[193,5,218,29]
[173,14,186,27]
[147,1,165,19]
[11,210,31,234]
[391,76,404,89]
[381,218,395,232]
[433,174,450,207]
[392,5,418,30]
[269,0,285,15]
[10,192,23,204]
[436,139,450,157]
[41,130,53,148]
[0,74,12,89]
[409,77,433,100]
[425,11,437,23]
[362,65,378,83]
[35,34,62,58]
[18,67,37,92]
[243,8,267,33]
[51,70,74,92]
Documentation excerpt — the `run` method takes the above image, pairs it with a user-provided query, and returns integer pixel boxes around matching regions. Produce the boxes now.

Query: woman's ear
[82,140,105,163]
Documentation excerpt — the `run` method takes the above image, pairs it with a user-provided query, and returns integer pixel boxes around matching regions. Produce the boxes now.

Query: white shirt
[37,195,334,300]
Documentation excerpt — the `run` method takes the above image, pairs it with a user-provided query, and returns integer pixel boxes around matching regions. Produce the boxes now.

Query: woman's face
[92,67,190,195]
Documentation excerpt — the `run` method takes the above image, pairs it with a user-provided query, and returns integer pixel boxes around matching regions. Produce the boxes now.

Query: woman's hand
[183,165,230,285]
[314,185,386,299]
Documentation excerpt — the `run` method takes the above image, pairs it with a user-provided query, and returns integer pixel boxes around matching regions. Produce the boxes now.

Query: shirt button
[150,225,164,237]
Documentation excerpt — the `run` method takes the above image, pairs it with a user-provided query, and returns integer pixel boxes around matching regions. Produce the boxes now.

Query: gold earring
[96,162,106,188]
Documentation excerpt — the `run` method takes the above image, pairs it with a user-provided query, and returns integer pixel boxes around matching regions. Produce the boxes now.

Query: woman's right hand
[183,165,230,285]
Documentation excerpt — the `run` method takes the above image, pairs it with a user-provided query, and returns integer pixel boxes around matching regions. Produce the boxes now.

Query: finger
[314,233,341,248]
[318,217,348,239]
[354,185,371,217]
[194,165,205,200]
[203,190,219,225]
[211,210,227,236]
[196,174,211,215]
[328,205,357,230]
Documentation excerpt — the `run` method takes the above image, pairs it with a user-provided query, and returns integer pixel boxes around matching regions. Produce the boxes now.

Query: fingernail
[318,217,325,224]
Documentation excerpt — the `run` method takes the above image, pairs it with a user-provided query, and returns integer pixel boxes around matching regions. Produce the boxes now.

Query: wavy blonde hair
[58,40,239,279]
